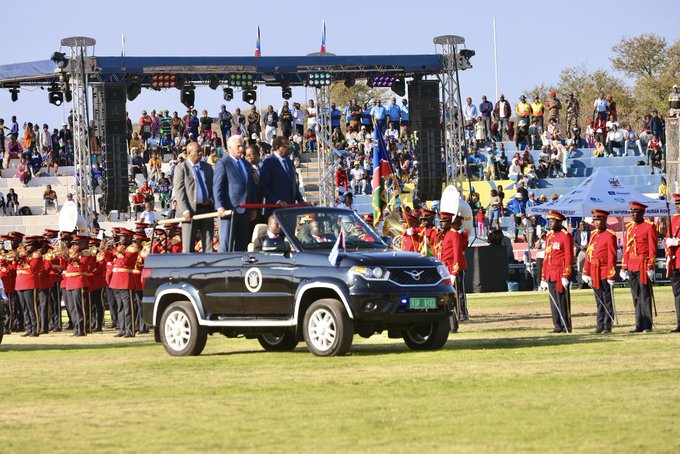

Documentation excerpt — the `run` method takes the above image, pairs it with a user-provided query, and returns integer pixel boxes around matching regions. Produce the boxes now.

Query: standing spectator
[370,100,387,132]
[279,101,294,138]
[306,100,317,132]
[487,189,501,230]
[263,105,278,144]
[647,135,663,174]
[247,106,262,140]
[606,95,617,121]
[669,84,680,117]
[505,193,527,242]
[199,110,214,139]
[334,162,349,197]
[565,93,580,138]
[494,94,512,141]
[170,111,183,138]
[293,102,306,136]
[139,110,152,144]
[17,156,31,187]
[573,220,590,288]
[649,110,664,145]
[387,98,401,130]
[476,208,486,237]
[148,152,162,181]
[474,117,486,148]
[545,92,562,126]
[348,99,362,133]
[159,110,172,138]
[479,95,493,141]
[515,95,531,135]
[330,103,342,131]
[173,142,215,253]
[593,91,608,125]
[400,99,410,129]
[530,95,545,130]
[10,115,19,137]
[232,108,246,136]
[361,102,373,133]
[218,105,233,143]
[150,110,161,136]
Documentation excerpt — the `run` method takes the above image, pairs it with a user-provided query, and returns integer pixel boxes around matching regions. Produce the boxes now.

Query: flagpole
[493,17,499,101]
[121,32,125,57]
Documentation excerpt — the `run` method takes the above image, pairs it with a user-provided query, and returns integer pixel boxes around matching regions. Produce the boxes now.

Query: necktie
[238,159,248,181]
[193,164,209,204]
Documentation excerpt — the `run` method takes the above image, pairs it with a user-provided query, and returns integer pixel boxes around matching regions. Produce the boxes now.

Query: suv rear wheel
[403,317,450,351]
[303,298,353,357]
[159,301,207,356]
[258,330,299,351]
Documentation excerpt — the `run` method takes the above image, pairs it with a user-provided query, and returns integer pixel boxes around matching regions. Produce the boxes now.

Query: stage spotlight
[458,49,475,70]
[64,89,72,103]
[48,86,63,106]
[229,73,255,87]
[223,87,233,101]
[307,72,332,87]
[281,86,292,100]
[127,82,142,101]
[181,86,195,108]
[242,89,257,105]
[367,76,396,88]
[344,78,355,88]
[50,51,69,70]
[208,74,220,90]
[9,88,19,102]
[391,78,405,97]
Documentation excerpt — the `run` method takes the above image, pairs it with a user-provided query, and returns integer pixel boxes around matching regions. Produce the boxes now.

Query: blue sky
[2,0,678,127]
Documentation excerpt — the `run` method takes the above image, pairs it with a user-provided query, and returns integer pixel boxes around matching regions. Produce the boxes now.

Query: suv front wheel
[303,298,353,357]
[403,317,450,351]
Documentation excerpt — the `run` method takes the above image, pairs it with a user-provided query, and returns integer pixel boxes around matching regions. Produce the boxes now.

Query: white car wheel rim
[308,309,336,352]
[165,310,191,351]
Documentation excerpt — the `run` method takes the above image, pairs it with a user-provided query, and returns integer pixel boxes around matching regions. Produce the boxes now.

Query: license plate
[409,297,437,309]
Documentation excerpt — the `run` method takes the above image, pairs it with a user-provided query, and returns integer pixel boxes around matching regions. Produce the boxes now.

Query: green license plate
[409,297,437,309]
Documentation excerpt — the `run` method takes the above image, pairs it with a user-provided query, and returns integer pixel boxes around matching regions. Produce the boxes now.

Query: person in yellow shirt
[530,95,544,130]
[515,95,531,137]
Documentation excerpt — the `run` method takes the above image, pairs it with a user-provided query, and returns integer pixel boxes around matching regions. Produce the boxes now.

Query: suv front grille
[388,267,441,286]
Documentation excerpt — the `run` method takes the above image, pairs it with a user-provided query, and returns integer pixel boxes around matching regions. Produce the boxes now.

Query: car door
[240,251,296,317]
[199,253,245,316]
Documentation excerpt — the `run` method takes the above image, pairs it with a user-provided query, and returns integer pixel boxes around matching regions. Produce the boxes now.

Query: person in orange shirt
[530,95,544,130]
[582,209,617,333]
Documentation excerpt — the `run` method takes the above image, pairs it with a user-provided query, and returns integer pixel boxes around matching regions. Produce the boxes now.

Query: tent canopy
[526,168,669,217]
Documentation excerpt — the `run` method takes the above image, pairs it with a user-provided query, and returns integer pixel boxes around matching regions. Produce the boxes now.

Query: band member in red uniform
[132,231,149,334]
[36,238,54,334]
[581,209,617,333]
[416,209,438,252]
[401,212,420,252]
[89,238,107,332]
[452,214,469,322]
[62,235,94,336]
[434,212,458,332]
[15,236,44,337]
[539,210,574,333]
[110,229,139,338]
[620,201,658,332]
[44,229,63,332]
[0,236,17,334]
[665,194,680,333]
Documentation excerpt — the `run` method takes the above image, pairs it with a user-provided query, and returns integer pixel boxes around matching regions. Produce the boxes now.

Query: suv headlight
[436,264,451,279]
[349,266,390,281]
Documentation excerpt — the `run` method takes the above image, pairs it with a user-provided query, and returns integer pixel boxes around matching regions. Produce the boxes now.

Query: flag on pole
[420,234,433,257]
[320,21,327,54]
[371,124,393,227]
[255,26,261,57]
[328,230,345,266]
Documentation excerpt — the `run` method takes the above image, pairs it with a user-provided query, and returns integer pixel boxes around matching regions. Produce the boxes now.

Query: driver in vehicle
[253,216,283,251]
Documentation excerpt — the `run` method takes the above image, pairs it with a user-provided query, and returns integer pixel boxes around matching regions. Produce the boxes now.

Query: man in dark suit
[173,142,215,252]
[259,136,305,218]
[574,220,591,288]
[214,135,257,252]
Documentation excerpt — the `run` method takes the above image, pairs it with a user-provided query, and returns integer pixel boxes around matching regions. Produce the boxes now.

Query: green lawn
[1,287,680,453]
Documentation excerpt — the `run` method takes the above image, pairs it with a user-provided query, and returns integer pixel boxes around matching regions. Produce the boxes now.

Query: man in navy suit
[259,136,305,219]
[214,135,257,252]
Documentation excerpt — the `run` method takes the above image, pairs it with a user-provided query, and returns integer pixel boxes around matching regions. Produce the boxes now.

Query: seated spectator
[624,125,642,156]
[647,135,663,174]
[42,184,58,215]
[524,164,538,189]
[138,201,157,224]
[17,156,31,187]
[585,120,596,148]
[304,129,317,153]
[129,148,147,180]
[30,149,43,176]
[508,155,522,182]
[335,163,349,197]
[548,148,564,178]
[91,162,104,190]
[129,131,143,151]
[515,121,530,150]
[0,191,4,215]
[528,118,542,149]
[467,148,486,180]
[384,123,399,142]
[6,188,19,216]
[131,189,145,214]
[537,146,551,178]
[547,118,561,139]
[139,180,154,203]
[606,123,625,157]
[350,161,366,195]
[593,140,606,158]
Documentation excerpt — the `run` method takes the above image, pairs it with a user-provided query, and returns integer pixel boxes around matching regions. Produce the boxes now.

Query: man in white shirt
[349,162,366,195]
[606,123,625,157]
[138,201,157,224]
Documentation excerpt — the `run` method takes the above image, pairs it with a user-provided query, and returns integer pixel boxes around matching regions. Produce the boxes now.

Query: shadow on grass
[0,341,154,352]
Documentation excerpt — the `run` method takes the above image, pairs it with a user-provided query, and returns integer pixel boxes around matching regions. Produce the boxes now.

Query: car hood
[339,250,443,267]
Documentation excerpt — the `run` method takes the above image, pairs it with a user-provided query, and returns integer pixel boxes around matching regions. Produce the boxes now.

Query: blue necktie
[193,164,209,204]
[238,159,248,181]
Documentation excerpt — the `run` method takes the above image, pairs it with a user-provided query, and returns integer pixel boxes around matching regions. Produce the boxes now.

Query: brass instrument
[382,211,405,250]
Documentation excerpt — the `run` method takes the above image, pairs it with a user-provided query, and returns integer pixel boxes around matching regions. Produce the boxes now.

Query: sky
[1,0,678,127]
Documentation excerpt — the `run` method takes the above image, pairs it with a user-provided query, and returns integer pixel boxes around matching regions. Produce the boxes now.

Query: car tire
[159,301,207,356]
[257,330,299,352]
[303,298,353,357]
[403,317,450,351]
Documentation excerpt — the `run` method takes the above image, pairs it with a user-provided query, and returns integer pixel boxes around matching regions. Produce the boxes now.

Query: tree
[610,34,668,80]
[330,82,391,107]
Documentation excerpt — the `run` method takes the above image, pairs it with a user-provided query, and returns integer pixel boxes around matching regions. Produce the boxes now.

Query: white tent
[526,168,669,217]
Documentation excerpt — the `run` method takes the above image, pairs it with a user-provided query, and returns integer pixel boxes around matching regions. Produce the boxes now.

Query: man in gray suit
[214,135,257,252]
[173,142,215,252]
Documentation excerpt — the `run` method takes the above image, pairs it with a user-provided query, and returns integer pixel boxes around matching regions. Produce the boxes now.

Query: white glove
[619,269,629,281]
[607,279,615,287]
[406,228,413,236]
[647,269,655,281]
[561,277,570,288]
[539,280,549,291]
[665,238,679,247]
[582,274,592,285]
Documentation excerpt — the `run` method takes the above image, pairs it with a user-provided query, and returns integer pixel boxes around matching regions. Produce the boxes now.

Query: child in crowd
[476,208,486,237]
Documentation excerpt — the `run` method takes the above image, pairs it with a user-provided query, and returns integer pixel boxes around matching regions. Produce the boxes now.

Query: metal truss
[434,35,469,190]
[314,85,336,206]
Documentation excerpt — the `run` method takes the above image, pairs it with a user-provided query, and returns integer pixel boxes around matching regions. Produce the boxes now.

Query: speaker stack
[408,79,443,201]
[93,84,129,212]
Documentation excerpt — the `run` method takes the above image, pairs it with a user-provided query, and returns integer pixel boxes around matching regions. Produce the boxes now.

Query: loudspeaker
[409,79,443,201]
[93,84,129,212]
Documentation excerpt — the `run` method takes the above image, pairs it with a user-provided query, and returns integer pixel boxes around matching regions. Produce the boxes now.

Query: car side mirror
[262,237,290,253]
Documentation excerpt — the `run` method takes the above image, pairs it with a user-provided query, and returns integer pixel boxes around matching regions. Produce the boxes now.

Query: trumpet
[382,211,405,250]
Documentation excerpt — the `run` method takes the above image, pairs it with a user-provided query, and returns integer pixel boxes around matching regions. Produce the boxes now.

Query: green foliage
[610,33,668,79]
[330,81,392,107]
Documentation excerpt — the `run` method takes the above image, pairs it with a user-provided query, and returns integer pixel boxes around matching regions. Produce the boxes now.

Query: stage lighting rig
[344,78,355,88]
[127,81,142,101]
[229,73,255,87]
[223,87,233,101]
[9,88,19,102]
[50,51,69,70]
[458,49,475,70]
[281,85,292,100]
[391,78,406,96]
[208,74,220,90]
[367,76,396,88]
[242,89,257,105]
[181,85,195,108]
[307,72,332,87]
[48,85,63,106]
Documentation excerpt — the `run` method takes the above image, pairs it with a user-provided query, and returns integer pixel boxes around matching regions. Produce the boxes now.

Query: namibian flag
[320,21,327,54]
[420,233,434,257]
[255,26,261,57]
[372,124,392,227]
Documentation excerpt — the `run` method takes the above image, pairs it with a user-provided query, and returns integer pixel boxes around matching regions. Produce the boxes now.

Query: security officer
[15,236,44,337]
[539,210,574,333]
[664,193,680,332]
[581,209,617,333]
[110,229,139,338]
[620,201,658,333]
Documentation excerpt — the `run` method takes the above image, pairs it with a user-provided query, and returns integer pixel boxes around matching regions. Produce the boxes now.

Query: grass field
[2,286,680,453]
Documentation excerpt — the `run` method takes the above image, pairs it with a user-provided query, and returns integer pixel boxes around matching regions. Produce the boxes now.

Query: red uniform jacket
[401,231,419,252]
[435,229,456,273]
[622,220,658,284]
[0,258,16,293]
[109,245,140,290]
[583,228,617,288]
[89,250,108,291]
[542,229,573,292]
[62,251,94,291]
[15,253,44,291]
[665,214,680,272]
